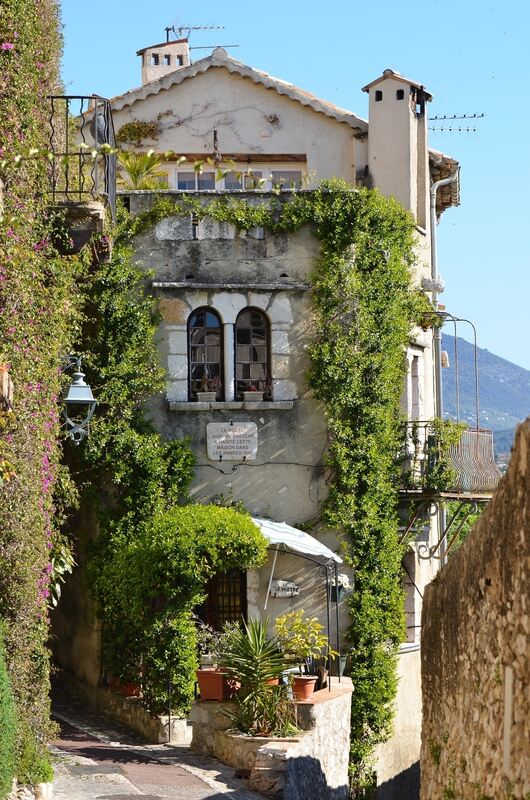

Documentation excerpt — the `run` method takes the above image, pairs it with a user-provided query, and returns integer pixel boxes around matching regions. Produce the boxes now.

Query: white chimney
[137,38,190,86]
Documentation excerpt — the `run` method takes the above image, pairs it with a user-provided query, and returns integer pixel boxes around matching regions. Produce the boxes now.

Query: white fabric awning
[251,517,342,564]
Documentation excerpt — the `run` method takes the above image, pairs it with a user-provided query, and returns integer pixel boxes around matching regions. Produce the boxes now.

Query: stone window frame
[166,290,297,405]
[187,306,224,400]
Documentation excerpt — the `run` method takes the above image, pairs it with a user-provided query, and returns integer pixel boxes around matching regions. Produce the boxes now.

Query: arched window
[188,307,223,400]
[235,308,271,399]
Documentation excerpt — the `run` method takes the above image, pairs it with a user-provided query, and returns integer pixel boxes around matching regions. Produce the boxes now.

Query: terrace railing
[401,421,502,498]
[47,95,116,219]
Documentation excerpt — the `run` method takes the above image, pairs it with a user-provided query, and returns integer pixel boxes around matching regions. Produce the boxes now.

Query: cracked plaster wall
[112,68,358,185]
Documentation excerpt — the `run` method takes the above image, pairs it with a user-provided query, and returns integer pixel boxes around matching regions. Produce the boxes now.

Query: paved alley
[51,688,263,800]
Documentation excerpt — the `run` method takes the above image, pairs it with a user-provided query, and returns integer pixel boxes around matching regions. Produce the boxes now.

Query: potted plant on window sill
[196,374,222,403]
[275,610,337,701]
[243,384,263,402]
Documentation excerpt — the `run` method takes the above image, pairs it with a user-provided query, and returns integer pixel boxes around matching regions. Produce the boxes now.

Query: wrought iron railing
[401,421,502,496]
[47,95,116,219]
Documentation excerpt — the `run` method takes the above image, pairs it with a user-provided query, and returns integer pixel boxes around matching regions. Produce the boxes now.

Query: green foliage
[274,610,333,671]
[424,419,466,492]
[120,180,429,785]
[221,617,286,690]
[224,683,299,738]
[117,150,168,190]
[302,182,423,787]
[0,630,15,799]
[116,120,161,146]
[89,506,267,714]
[0,0,82,782]
[220,617,298,737]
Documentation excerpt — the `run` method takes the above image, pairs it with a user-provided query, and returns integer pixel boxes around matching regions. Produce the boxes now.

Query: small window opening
[177,54,184,66]
[191,214,199,240]
[375,90,383,101]
[151,53,159,66]
[164,54,171,66]
[185,273,195,280]
[396,89,404,100]
[280,272,288,278]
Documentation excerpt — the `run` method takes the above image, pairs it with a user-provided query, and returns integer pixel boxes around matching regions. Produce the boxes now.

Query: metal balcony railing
[401,421,502,497]
[47,95,116,219]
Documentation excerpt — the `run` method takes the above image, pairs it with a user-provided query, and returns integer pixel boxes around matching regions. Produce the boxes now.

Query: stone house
[56,37,466,797]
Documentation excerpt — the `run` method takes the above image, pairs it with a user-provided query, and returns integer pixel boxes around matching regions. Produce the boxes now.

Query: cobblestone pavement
[51,686,263,800]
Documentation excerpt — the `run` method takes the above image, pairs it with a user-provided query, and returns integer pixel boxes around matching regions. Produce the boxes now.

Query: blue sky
[61,0,530,369]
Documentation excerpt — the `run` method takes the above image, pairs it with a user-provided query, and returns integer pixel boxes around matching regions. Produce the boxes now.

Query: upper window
[151,53,159,66]
[270,170,302,190]
[235,308,271,399]
[188,307,223,399]
[164,54,171,66]
[177,171,216,190]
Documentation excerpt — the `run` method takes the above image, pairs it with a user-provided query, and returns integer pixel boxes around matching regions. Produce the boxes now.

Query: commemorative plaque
[206,422,258,461]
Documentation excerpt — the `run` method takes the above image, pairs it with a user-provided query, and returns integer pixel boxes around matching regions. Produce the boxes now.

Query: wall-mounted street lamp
[61,355,97,445]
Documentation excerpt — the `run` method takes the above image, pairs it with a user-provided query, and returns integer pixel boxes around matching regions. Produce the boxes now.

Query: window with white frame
[177,171,216,190]
[172,166,303,191]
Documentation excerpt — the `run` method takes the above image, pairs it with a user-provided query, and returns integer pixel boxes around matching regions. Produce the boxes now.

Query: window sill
[169,400,294,412]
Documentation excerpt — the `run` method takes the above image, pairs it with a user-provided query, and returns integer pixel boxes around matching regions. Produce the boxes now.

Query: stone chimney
[137,38,190,85]
[362,69,432,228]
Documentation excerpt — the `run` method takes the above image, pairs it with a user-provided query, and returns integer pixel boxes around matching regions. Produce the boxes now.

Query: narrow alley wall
[420,419,530,799]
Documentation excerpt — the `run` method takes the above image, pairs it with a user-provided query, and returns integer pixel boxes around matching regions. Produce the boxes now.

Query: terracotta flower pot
[265,677,280,686]
[196,668,240,701]
[293,675,318,701]
[120,681,141,697]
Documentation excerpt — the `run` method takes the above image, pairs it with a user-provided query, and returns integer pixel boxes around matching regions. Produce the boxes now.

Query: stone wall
[420,419,530,799]
[190,681,353,799]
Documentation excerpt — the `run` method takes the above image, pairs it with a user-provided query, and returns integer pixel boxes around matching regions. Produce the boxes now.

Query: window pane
[188,308,223,399]
[178,172,196,190]
[235,308,270,398]
[198,172,215,190]
[236,328,251,345]
[205,311,220,328]
[190,328,205,345]
[244,172,262,189]
[271,170,302,189]
[224,171,242,190]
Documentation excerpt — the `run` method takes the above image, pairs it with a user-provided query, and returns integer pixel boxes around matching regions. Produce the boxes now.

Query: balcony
[47,95,116,252]
[400,421,502,500]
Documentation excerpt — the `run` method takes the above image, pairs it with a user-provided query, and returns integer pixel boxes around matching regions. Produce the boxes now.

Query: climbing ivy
[0,0,87,784]
[120,181,431,788]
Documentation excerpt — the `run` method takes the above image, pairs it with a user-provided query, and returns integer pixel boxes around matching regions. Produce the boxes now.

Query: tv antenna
[429,112,485,134]
[165,24,225,42]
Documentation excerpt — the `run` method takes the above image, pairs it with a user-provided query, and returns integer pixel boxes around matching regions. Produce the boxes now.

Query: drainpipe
[429,167,460,566]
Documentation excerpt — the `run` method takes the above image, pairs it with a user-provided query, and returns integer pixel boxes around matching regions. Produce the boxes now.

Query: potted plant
[220,617,297,736]
[275,610,336,701]
[195,619,240,701]
[243,384,263,402]
[196,372,222,403]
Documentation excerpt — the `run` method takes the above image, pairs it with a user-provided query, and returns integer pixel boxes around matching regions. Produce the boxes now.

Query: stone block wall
[190,682,353,799]
[420,419,530,799]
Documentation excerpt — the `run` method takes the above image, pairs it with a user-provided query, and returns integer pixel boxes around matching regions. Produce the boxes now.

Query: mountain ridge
[442,334,530,455]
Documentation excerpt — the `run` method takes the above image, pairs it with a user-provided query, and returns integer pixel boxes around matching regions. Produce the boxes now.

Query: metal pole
[334,561,341,684]
[263,548,278,611]
[430,169,460,567]
[325,566,331,692]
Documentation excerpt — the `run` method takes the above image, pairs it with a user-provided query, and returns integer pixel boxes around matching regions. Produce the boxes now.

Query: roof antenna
[166,24,225,41]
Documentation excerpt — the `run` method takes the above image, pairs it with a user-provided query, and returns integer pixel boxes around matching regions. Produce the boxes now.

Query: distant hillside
[442,334,530,456]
